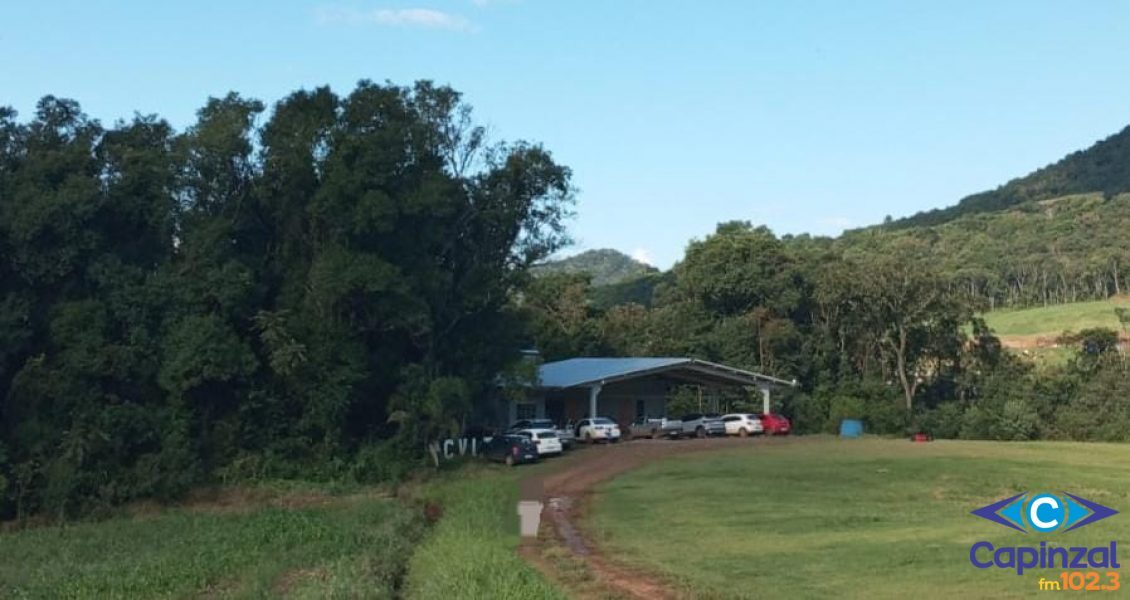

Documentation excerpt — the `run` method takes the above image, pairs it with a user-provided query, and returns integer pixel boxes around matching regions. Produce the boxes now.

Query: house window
[516,403,536,420]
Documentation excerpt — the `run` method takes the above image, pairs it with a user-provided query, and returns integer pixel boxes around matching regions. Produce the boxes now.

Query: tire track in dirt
[520,437,770,599]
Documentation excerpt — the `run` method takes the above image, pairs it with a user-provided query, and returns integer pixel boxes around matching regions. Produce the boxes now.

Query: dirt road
[520,436,765,599]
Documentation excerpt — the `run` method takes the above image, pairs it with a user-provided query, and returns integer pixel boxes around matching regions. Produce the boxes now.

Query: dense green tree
[0,81,574,518]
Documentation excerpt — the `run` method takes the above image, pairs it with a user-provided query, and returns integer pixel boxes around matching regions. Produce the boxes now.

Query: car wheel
[696,426,706,439]
[505,454,515,467]
[739,428,749,438]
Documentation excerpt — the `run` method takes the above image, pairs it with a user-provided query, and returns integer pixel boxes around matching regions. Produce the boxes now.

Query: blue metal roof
[536,357,794,389]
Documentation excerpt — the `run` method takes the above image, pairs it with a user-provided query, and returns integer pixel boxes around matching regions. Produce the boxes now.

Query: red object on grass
[913,433,930,442]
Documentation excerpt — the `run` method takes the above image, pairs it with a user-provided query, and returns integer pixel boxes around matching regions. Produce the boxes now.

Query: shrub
[917,402,964,439]
[998,398,1040,441]
[351,442,418,485]
[784,391,829,434]
[863,395,908,435]
[1054,364,1130,441]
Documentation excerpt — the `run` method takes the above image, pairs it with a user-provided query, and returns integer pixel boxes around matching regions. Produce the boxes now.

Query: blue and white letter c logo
[1028,494,1063,532]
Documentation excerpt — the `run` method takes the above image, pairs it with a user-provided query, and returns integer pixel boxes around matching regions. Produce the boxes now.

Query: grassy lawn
[0,487,424,599]
[982,298,1130,337]
[590,437,1130,599]
[404,464,565,600]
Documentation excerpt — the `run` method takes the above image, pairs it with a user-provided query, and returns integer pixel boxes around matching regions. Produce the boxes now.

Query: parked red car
[758,413,791,435]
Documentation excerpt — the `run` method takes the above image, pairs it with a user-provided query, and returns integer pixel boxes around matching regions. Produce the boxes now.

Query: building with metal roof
[508,356,796,427]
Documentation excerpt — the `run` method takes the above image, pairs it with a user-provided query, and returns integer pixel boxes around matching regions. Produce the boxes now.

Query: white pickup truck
[628,416,683,439]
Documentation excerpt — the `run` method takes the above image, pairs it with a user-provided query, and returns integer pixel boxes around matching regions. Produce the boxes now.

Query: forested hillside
[532,248,656,286]
[841,192,1130,309]
[890,125,1130,228]
[587,193,1130,312]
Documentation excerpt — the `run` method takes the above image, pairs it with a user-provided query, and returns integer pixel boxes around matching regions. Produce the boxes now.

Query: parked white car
[575,417,622,443]
[514,428,563,455]
[720,413,764,437]
[509,418,576,449]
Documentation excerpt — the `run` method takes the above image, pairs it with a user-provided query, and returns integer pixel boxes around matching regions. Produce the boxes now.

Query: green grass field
[0,465,559,600]
[982,298,1130,337]
[404,465,565,600]
[590,437,1130,599]
[0,488,424,599]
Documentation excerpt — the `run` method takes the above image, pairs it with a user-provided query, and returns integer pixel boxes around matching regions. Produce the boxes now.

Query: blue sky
[4,1,1130,268]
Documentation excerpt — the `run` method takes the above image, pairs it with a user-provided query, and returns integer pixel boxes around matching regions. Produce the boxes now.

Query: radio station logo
[971,491,1118,534]
[968,491,1121,585]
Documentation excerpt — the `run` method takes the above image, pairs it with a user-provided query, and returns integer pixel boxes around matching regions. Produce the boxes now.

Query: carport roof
[536,357,795,390]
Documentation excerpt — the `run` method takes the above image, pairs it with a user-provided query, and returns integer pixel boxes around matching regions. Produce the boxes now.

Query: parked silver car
[628,415,683,439]
[680,413,726,438]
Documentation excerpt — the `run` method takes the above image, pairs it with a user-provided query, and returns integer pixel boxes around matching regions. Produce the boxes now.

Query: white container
[517,500,544,537]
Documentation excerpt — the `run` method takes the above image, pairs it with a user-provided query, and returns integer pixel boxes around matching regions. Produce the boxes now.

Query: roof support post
[760,386,771,415]
[589,384,602,419]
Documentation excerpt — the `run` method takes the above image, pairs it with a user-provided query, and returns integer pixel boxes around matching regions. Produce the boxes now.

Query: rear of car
[721,414,764,436]
[516,428,563,455]
[578,417,621,443]
[486,435,540,466]
[702,414,727,436]
[681,413,726,437]
[510,418,575,449]
[759,413,792,435]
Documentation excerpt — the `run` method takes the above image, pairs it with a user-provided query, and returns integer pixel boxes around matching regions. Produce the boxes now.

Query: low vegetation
[0,463,558,599]
[404,465,563,599]
[591,437,1130,599]
[0,486,424,598]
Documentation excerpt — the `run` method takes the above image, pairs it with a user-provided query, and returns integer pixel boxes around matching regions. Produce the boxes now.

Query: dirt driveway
[519,436,769,599]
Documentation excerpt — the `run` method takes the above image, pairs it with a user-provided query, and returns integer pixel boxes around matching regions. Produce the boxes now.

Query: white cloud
[316,6,477,32]
[630,247,655,266]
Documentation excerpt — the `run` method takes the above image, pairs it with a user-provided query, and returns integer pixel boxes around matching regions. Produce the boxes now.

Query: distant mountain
[888,125,1130,229]
[533,249,658,286]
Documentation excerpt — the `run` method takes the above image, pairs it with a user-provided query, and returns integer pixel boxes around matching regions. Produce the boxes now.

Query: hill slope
[839,192,1130,309]
[890,125,1130,228]
[983,297,1130,338]
[533,249,657,286]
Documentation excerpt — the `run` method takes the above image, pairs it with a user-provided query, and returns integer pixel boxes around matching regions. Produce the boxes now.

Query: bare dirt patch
[521,436,782,599]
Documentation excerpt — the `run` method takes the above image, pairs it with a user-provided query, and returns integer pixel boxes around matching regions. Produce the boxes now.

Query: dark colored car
[483,434,540,466]
[758,413,792,435]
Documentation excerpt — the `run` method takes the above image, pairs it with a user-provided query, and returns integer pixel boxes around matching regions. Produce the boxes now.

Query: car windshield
[592,418,615,425]
[539,431,557,438]
[682,414,700,420]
